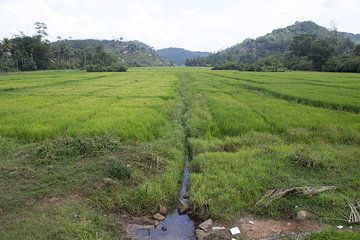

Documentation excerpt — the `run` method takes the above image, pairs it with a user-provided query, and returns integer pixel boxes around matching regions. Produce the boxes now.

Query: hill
[198,21,360,66]
[50,39,170,67]
[157,47,210,65]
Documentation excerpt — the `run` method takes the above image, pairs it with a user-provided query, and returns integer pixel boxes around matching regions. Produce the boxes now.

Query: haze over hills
[192,21,360,66]
[157,48,210,65]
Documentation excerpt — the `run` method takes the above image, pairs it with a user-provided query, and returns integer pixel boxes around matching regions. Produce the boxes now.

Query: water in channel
[133,152,195,240]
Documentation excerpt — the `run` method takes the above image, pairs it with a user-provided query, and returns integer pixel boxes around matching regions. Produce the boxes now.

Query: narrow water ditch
[131,73,196,239]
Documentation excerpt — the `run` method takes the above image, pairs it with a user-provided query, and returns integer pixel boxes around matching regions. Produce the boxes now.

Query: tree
[289,34,334,70]
[355,45,360,56]
[34,22,48,39]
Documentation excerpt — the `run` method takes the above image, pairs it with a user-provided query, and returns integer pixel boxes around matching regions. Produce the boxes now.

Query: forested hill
[50,39,171,67]
[193,21,360,66]
[157,47,210,65]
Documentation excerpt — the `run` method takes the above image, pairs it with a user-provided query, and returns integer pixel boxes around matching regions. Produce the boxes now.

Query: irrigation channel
[132,74,196,239]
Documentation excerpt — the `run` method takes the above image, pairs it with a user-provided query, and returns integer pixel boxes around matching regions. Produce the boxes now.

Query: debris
[161,226,167,231]
[348,201,360,224]
[153,213,165,221]
[154,220,159,227]
[159,204,167,215]
[255,186,335,207]
[211,226,226,231]
[178,199,188,213]
[230,226,241,235]
[196,229,210,240]
[297,210,311,220]
[248,220,255,225]
[199,219,213,232]
[337,225,344,229]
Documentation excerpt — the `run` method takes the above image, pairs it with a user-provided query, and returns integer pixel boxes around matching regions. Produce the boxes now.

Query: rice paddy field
[0,68,360,239]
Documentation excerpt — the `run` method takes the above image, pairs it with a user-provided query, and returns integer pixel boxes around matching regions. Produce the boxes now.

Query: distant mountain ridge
[201,21,360,66]
[157,47,210,65]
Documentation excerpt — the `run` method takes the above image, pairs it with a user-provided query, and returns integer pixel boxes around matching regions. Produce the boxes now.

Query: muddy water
[133,154,196,240]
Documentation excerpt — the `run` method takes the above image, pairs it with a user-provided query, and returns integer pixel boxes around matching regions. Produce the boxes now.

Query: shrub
[107,161,133,181]
[86,64,128,72]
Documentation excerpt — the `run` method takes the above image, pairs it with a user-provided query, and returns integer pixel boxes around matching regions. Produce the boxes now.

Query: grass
[1,68,360,238]
[0,68,186,239]
[185,70,360,229]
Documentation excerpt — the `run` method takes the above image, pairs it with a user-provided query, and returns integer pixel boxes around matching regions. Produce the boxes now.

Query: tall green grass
[1,68,360,238]
[186,69,360,224]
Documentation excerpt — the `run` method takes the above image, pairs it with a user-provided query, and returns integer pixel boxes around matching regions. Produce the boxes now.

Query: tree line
[0,23,127,72]
[187,33,360,73]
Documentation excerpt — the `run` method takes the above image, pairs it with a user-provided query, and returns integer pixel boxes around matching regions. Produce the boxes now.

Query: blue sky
[0,0,359,51]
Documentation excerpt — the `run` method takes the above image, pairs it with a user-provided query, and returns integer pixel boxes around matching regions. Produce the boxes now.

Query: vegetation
[1,68,359,239]
[157,47,210,65]
[0,68,185,239]
[0,23,169,72]
[306,229,360,240]
[187,21,360,72]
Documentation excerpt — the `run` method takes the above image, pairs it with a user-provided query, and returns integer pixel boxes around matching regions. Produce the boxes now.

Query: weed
[107,160,133,181]
[33,134,120,160]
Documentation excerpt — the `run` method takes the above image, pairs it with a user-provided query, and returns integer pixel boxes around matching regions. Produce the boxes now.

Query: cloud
[0,0,359,51]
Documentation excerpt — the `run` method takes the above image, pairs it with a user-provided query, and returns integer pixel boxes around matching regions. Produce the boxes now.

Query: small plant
[291,147,322,168]
[107,161,133,181]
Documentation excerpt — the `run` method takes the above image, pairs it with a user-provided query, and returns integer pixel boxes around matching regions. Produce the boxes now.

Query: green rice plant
[1,67,360,237]
[186,68,360,223]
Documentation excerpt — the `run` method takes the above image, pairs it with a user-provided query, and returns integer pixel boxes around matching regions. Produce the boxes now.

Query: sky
[0,0,360,52]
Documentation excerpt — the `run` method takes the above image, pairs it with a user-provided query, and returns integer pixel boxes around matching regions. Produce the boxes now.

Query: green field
[1,68,360,239]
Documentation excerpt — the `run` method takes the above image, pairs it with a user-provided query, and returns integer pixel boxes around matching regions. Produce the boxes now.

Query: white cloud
[0,0,359,51]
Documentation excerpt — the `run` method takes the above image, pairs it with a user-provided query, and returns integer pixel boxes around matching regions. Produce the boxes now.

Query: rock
[248,220,254,225]
[178,199,188,214]
[159,204,167,215]
[297,210,311,220]
[162,226,167,231]
[184,191,189,199]
[153,213,165,221]
[199,219,213,232]
[154,220,160,227]
[126,224,154,234]
[196,229,210,240]
[211,226,226,231]
[143,216,157,225]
